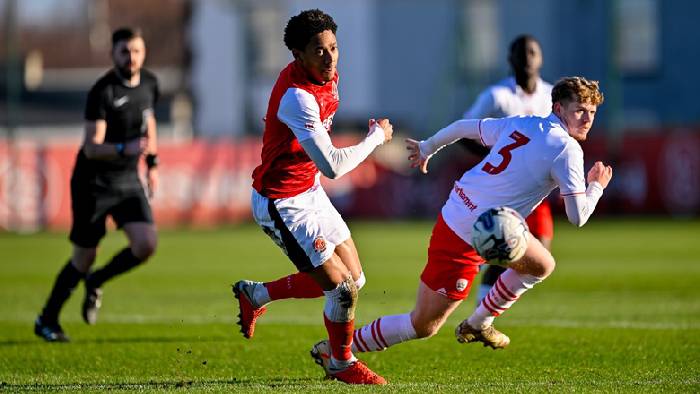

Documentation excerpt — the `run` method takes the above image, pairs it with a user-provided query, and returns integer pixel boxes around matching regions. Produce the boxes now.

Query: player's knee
[130,237,157,261]
[354,271,366,291]
[323,276,358,322]
[71,248,97,273]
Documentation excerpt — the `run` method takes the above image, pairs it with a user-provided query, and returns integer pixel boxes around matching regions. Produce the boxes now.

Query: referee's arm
[81,119,120,159]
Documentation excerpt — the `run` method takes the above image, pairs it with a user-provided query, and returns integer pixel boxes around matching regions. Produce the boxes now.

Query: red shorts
[525,200,553,240]
[420,214,484,300]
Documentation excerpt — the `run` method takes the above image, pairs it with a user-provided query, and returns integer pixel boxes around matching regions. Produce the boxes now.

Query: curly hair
[552,76,604,106]
[283,9,337,51]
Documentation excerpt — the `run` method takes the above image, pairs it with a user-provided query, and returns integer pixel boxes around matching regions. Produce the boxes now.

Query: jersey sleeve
[551,140,586,196]
[463,90,495,119]
[84,84,107,121]
[477,117,512,147]
[277,88,326,142]
[278,87,384,180]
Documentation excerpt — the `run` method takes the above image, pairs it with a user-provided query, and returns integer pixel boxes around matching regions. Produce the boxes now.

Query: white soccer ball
[471,206,530,265]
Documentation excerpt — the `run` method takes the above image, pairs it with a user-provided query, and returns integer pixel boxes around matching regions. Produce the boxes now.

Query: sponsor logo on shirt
[454,184,478,211]
[304,122,315,130]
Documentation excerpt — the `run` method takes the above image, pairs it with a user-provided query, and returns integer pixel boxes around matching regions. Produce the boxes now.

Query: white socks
[352,313,417,352]
[468,268,542,329]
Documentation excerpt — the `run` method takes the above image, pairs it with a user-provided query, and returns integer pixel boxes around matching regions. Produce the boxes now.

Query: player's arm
[462,90,495,119]
[553,144,613,227]
[81,86,144,160]
[279,88,391,180]
[407,117,508,173]
[144,109,158,198]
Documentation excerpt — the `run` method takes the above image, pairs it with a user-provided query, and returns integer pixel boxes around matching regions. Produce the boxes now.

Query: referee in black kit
[35,27,160,342]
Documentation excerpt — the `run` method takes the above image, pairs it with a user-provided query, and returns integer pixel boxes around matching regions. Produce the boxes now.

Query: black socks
[86,248,142,289]
[41,260,84,323]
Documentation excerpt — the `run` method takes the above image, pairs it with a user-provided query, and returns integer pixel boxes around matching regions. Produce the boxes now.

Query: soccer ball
[471,206,530,265]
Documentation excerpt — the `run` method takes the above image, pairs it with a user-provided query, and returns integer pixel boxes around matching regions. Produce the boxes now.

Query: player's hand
[587,161,612,188]
[147,168,158,199]
[124,137,148,156]
[370,118,393,144]
[406,138,430,174]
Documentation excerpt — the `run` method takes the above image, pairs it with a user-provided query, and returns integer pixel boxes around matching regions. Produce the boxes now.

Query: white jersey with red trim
[441,113,585,244]
[463,77,552,119]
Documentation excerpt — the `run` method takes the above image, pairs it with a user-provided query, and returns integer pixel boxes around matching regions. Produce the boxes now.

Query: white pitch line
[4,314,697,330]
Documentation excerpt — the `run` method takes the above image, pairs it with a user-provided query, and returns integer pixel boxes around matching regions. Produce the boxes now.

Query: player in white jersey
[310,77,612,377]
[461,35,556,303]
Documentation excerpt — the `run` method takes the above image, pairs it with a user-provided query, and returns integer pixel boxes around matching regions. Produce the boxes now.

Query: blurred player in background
[311,77,611,374]
[461,35,555,303]
[232,9,392,385]
[35,28,159,342]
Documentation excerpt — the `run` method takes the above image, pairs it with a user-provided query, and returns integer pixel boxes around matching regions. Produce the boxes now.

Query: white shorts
[251,185,351,272]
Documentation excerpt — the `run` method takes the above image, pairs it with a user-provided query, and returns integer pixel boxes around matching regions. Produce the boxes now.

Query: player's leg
[305,254,384,384]
[348,281,462,355]
[314,213,478,359]
[476,265,506,304]
[35,185,105,341]
[457,234,555,348]
[234,188,364,339]
[245,188,365,306]
[475,201,553,305]
[35,246,98,342]
[527,199,554,251]
[83,194,156,324]
[256,238,364,304]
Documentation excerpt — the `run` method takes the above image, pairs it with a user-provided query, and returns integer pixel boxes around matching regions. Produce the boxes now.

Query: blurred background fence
[1,0,699,231]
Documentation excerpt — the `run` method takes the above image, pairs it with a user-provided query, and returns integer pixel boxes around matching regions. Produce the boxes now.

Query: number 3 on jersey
[482,131,530,175]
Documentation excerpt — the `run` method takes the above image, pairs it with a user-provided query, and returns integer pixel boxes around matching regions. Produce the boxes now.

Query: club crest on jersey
[322,114,334,132]
[313,237,326,253]
[456,278,469,292]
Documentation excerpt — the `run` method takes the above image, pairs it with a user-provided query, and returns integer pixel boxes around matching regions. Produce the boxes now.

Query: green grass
[1,218,699,392]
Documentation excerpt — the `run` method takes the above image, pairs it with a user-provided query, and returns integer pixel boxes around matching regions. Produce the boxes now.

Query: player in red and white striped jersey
[312,77,612,371]
[232,9,392,385]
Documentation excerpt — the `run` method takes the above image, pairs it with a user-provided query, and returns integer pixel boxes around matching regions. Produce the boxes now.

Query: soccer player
[461,35,555,303]
[311,76,612,373]
[232,9,392,385]
[34,28,159,342]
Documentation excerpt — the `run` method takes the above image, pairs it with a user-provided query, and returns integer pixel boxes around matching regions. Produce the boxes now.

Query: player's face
[112,37,146,78]
[555,100,597,141]
[510,39,542,77]
[295,30,338,84]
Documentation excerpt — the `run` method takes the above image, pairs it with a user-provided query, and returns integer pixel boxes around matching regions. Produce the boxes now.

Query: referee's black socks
[41,260,84,323]
[86,247,142,289]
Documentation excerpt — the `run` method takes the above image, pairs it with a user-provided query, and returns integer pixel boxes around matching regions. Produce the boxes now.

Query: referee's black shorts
[69,178,153,248]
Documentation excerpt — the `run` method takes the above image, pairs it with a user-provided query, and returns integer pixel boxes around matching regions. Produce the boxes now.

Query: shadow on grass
[0,335,232,347]
[0,377,319,391]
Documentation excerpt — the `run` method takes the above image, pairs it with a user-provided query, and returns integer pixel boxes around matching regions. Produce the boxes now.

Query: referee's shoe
[82,285,103,325]
[34,316,70,342]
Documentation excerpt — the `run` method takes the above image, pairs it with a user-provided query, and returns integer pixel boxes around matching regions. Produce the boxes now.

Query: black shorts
[69,178,153,248]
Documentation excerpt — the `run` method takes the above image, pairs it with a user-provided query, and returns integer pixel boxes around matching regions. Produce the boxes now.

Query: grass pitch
[1,218,699,392]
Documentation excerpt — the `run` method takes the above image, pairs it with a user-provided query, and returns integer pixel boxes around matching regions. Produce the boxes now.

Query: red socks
[324,314,354,361]
[264,272,324,300]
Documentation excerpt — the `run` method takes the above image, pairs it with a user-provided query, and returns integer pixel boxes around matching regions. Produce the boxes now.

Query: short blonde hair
[552,76,604,106]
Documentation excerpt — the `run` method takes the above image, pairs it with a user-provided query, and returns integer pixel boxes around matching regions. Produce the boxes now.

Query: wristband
[146,153,159,169]
[115,143,125,157]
